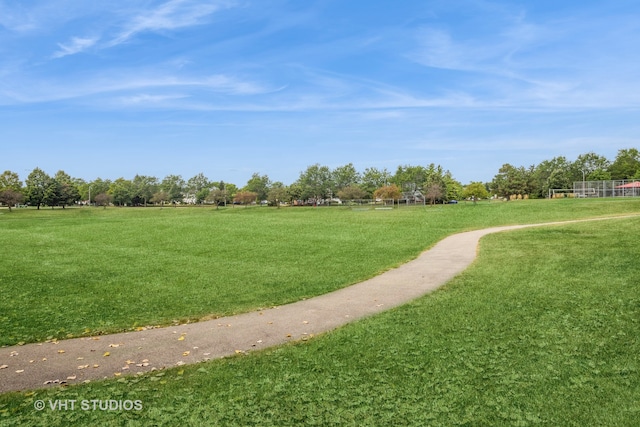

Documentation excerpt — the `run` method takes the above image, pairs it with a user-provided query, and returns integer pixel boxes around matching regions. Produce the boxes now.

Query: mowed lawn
[1,202,638,425]
[0,199,639,347]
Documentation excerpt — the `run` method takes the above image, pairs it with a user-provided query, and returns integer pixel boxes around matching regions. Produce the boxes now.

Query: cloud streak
[108,0,231,47]
[52,37,98,58]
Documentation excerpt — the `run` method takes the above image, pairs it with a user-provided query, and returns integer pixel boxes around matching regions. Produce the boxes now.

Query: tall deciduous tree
[160,175,186,203]
[0,170,22,192]
[332,163,360,192]
[373,184,401,200]
[609,148,640,179]
[463,182,490,203]
[25,168,52,210]
[109,178,135,206]
[360,167,390,198]
[296,164,332,201]
[54,170,80,208]
[244,173,271,201]
[132,175,159,206]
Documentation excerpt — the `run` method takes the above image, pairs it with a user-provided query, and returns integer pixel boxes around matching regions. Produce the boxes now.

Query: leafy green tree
[42,178,62,208]
[150,191,170,207]
[54,170,80,208]
[463,182,490,203]
[360,167,390,198]
[206,188,228,209]
[25,168,52,210]
[572,152,611,181]
[491,164,532,199]
[87,178,112,204]
[296,164,332,201]
[609,148,640,179]
[442,172,464,201]
[186,173,211,194]
[132,175,159,206]
[0,170,24,211]
[267,182,289,208]
[109,178,135,206]
[160,175,186,203]
[0,170,22,192]
[243,173,271,201]
[391,165,427,191]
[332,163,360,192]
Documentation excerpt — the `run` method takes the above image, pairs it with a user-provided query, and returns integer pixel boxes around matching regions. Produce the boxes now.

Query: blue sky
[1,0,639,186]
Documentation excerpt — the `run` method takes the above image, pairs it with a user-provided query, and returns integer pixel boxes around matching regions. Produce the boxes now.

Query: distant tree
[109,178,135,206]
[572,152,611,181]
[609,148,640,179]
[0,170,24,211]
[94,193,112,208]
[186,173,211,195]
[243,173,271,201]
[132,175,159,206]
[332,163,360,192]
[296,164,332,201]
[267,182,289,208]
[490,164,532,199]
[160,175,186,203]
[150,191,170,207]
[0,189,24,211]
[337,185,367,201]
[360,167,390,198]
[0,170,22,192]
[87,178,112,204]
[373,184,401,201]
[442,172,464,201]
[391,165,428,192]
[54,170,80,208]
[424,183,444,205]
[206,188,228,209]
[463,182,490,203]
[42,178,62,209]
[234,191,258,206]
[25,168,52,210]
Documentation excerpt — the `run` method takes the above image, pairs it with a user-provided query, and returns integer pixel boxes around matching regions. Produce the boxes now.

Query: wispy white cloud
[52,37,99,59]
[108,0,231,47]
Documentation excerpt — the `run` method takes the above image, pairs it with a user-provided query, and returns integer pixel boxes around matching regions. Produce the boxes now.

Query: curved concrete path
[1,215,637,393]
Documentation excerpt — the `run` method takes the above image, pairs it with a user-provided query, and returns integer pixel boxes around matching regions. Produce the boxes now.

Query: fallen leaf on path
[67,375,77,380]
[57,350,65,354]
[0,365,8,370]
[182,351,190,356]
[108,344,121,348]
[178,336,185,341]
[78,365,89,370]
[15,370,24,373]
[103,352,110,357]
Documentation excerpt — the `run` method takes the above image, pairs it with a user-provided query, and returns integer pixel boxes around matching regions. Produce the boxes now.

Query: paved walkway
[1,215,636,393]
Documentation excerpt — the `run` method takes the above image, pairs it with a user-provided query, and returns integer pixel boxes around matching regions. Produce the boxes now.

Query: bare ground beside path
[1,215,638,393]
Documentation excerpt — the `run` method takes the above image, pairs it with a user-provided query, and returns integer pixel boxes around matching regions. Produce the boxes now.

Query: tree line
[1,148,638,210]
[490,148,640,199]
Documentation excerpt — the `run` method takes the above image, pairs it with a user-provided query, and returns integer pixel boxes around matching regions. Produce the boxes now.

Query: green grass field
[1,199,639,425]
